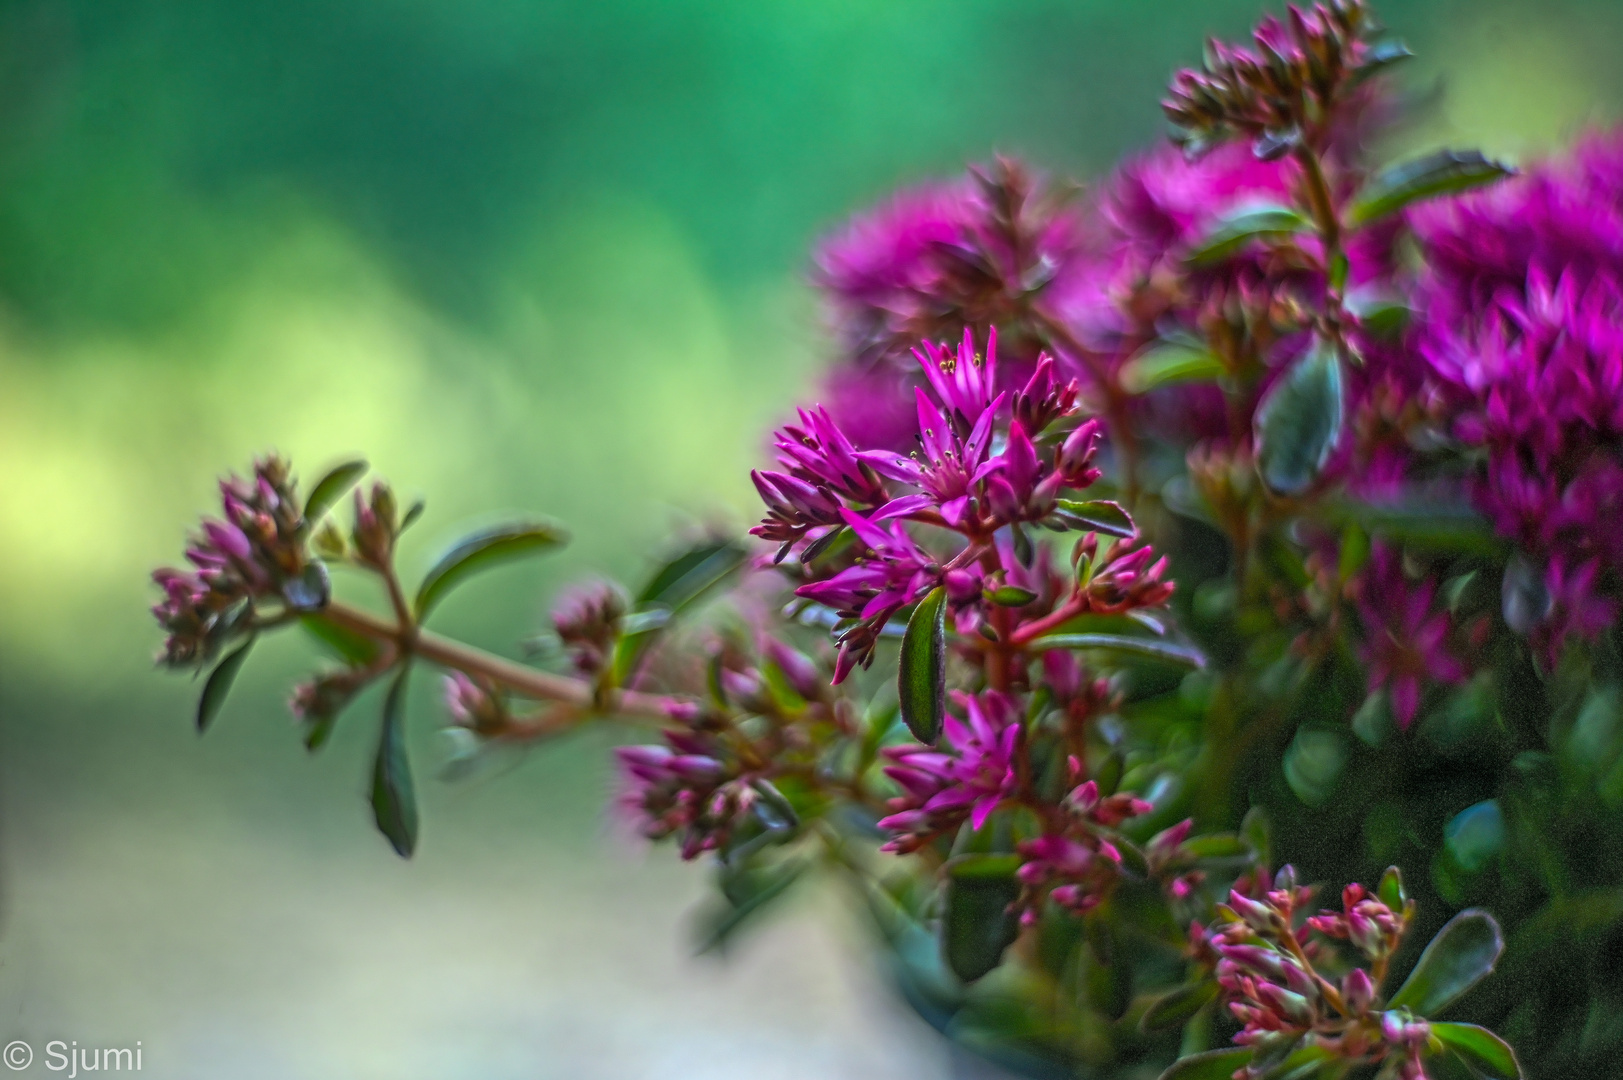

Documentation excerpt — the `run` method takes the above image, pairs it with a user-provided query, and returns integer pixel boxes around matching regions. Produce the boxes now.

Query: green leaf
[370,667,418,858]
[1241,806,1273,866]
[1158,1047,1251,1080]
[1348,150,1515,227]
[1186,203,1313,267]
[988,586,1037,607]
[1184,834,1249,860]
[1432,1022,1523,1079]
[414,522,567,618]
[1378,866,1407,912]
[1119,343,1226,394]
[898,586,948,744]
[1096,750,1125,797]
[1350,37,1414,86]
[635,539,746,611]
[698,858,807,954]
[1387,909,1504,1016]
[1028,633,1206,669]
[613,539,748,683]
[943,856,1022,982]
[304,712,338,752]
[303,459,368,524]
[1444,800,1505,874]
[196,634,256,733]
[1141,979,1219,1032]
[1053,499,1137,539]
[1255,338,1344,496]
[299,613,382,666]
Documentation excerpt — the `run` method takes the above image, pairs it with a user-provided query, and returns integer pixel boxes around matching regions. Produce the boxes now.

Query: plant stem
[317,600,686,721]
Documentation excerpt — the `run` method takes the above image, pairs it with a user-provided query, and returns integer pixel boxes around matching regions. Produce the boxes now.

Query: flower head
[815,157,1088,374]
[551,581,626,677]
[1353,545,1467,729]
[878,691,1022,850]
[152,455,323,668]
[1162,0,1383,157]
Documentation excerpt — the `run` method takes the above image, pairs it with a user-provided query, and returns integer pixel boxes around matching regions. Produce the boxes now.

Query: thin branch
[318,600,688,721]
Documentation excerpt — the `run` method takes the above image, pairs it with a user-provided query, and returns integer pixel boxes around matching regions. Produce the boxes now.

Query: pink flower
[1354,546,1467,729]
[878,692,1022,850]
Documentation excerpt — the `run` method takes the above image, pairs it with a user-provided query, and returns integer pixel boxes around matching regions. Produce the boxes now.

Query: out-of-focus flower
[616,731,760,860]
[152,456,321,668]
[1408,133,1623,659]
[551,581,626,677]
[814,157,1089,376]
[878,691,1022,850]
[441,671,507,735]
[1353,545,1466,728]
[1162,0,1380,156]
[1531,558,1620,668]
[1013,781,1151,917]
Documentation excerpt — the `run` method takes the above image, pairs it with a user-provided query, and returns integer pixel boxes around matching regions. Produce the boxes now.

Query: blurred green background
[0,1,1617,1076]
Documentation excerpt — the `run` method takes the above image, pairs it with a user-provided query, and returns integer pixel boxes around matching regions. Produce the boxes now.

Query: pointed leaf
[943,856,1021,982]
[1054,499,1137,538]
[698,858,807,954]
[197,635,256,733]
[1186,203,1313,267]
[370,667,418,858]
[1120,343,1226,394]
[898,587,947,743]
[1387,909,1504,1016]
[414,522,567,618]
[988,586,1037,607]
[635,539,747,610]
[1256,338,1344,496]
[1141,979,1219,1032]
[1184,834,1249,859]
[1378,866,1407,912]
[1348,150,1514,227]
[613,539,747,682]
[303,459,368,524]
[1028,633,1206,669]
[1158,1048,1252,1080]
[1432,1023,1522,1080]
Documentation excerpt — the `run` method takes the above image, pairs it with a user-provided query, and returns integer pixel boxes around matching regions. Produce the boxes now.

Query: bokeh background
[0,1,1619,1077]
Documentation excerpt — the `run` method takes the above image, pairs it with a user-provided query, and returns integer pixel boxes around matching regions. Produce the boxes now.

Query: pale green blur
[0,2,1616,1077]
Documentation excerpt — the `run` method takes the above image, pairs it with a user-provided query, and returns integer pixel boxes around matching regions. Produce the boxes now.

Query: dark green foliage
[1347,150,1515,227]
[370,667,417,858]
[1184,205,1313,267]
[196,635,255,733]
[1254,338,1344,497]
[943,855,1023,982]
[899,587,947,743]
[1389,910,1505,1016]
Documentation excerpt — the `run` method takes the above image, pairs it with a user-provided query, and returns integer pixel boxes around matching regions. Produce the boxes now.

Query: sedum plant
[149,1,1623,1076]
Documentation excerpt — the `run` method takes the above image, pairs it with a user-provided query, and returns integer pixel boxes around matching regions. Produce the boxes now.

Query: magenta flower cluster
[152,456,316,667]
[1414,133,1623,660]
[1206,870,1433,1078]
